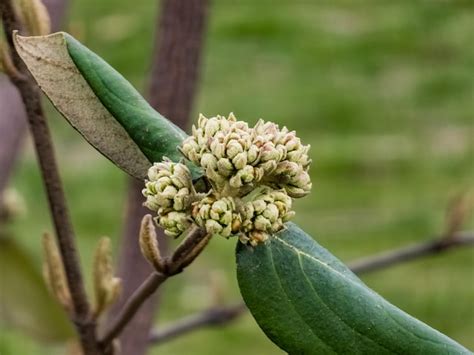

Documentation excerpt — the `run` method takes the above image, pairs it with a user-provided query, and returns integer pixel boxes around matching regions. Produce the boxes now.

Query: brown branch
[348,231,474,274]
[102,272,169,347]
[147,231,474,346]
[109,1,209,354]
[101,226,208,347]
[107,178,158,355]
[149,303,247,345]
[0,0,67,204]
[0,2,99,354]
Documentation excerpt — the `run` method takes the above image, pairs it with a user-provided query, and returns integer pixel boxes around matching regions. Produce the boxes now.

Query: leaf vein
[268,245,336,353]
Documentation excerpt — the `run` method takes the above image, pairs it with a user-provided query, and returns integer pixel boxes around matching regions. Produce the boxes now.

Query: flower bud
[192,196,241,238]
[157,211,191,237]
[239,187,294,245]
[143,160,193,212]
[180,139,201,165]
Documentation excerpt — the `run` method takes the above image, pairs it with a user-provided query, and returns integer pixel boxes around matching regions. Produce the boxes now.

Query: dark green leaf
[64,34,196,174]
[236,223,471,354]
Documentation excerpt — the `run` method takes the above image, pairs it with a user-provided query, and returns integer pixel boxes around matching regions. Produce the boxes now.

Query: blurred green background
[1,0,473,354]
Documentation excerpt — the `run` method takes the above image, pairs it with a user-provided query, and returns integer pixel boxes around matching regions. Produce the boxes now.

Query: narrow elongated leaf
[236,223,471,354]
[13,32,199,178]
[64,34,188,167]
[13,32,150,178]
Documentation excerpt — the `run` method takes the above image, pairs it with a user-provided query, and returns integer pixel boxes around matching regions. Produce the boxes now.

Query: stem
[0,0,67,200]
[101,272,168,346]
[349,232,474,274]
[101,226,207,347]
[0,2,99,353]
[149,303,247,345]
[107,178,160,355]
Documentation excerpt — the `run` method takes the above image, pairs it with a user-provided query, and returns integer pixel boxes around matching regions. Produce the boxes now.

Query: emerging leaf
[236,223,471,354]
[42,232,72,313]
[92,237,121,318]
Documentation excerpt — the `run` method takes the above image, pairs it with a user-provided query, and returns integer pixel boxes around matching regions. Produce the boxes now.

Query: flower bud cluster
[181,114,311,197]
[181,113,263,190]
[240,188,294,246]
[253,120,312,197]
[143,113,312,246]
[142,159,193,237]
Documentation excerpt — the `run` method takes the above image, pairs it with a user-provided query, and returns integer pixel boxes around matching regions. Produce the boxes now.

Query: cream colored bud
[198,113,208,128]
[206,219,223,235]
[93,237,122,318]
[210,140,226,159]
[262,203,279,222]
[228,112,237,121]
[14,0,51,36]
[239,187,294,246]
[180,137,201,164]
[254,215,271,230]
[247,144,260,164]
[232,152,247,170]
[286,184,312,198]
[204,118,221,137]
[192,196,240,238]
[143,161,193,213]
[158,211,190,237]
[201,153,218,170]
[217,158,234,176]
[173,188,191,211]
[42,233,72,312]
[226,140,244,159]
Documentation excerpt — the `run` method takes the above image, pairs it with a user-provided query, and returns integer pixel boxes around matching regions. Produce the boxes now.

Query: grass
[1,0,473,354]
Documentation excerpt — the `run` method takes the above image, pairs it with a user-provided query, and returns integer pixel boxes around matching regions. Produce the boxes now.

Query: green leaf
[13,32,199,179]
[0,236,73,342]
[236,223,471,354]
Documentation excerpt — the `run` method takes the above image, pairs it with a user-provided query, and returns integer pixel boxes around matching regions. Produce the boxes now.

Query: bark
[0,0,68,202]
[110,1,208,354]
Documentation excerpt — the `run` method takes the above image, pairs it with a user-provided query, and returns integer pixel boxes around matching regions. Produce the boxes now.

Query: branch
[149,303,247,345]
[348,231,474,274]
[0,2,99,354]
[147,231,474,346]
[101,226,209,347]
[101,272,168,346]
[0,0,67,204]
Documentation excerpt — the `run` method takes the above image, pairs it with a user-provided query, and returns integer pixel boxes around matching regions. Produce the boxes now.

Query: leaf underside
[13,32,151,179]
[14,32,200,179]
[236,223,471,354]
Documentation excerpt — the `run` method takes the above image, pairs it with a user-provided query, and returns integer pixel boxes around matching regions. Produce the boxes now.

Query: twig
[101,272,168,346]
[101,226,208,347]
[149,303,247,345]
[0,0,67,201]
[348,231,474,274]
[0,2,100,354]
[147,231,474,346]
